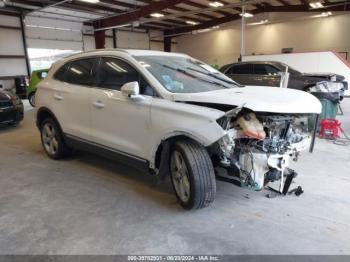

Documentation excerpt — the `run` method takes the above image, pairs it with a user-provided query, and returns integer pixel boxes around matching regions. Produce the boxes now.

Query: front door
[90,57,153,159]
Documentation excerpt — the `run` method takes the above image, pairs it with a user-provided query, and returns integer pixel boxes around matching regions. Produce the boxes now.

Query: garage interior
[1,0,350,258]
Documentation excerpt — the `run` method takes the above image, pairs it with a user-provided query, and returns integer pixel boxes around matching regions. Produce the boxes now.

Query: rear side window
[39,71,48,79]
[64,58,96,86]
[229,64,251,74]
[95,57,139,90]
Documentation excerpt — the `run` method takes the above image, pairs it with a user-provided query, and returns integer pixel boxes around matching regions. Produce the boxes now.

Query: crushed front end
[211,109,317,193]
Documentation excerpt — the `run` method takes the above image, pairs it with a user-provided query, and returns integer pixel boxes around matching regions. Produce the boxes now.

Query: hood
[172,86,322,114]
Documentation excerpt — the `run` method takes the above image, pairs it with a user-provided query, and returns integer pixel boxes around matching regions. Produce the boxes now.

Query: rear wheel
[170,140,216,210]
[28,92,35,107]
[40,118,69,159]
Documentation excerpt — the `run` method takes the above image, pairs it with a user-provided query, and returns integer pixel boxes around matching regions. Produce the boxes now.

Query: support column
[239,5,246,62]
[94,30,106,49]
[20,14,31,77]
[164,36,172,52]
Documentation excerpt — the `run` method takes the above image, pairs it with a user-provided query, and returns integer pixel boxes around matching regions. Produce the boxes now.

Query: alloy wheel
[170,150,191,203]
[42,122,59,156]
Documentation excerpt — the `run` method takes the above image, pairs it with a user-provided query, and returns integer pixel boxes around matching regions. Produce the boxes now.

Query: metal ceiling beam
[137,0,219,19]
[93,0,188,30]
[299,0,309,5]
[261,2,350,11]
[182,0,231,16]
[276,0,291,5]
[26,0,71,15]
[99,0,141,9]
[139,0,263,24]
[164,1,350,36]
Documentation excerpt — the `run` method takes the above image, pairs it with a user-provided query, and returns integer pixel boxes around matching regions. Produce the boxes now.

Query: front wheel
[170,140,216,210]
[28,92,35,107]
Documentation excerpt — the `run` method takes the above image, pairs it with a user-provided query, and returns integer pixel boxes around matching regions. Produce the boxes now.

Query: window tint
[95,57,139,90]
[253,64,267,75]
[265,65,280,75]
[139,77,154,96]
[64,58,96,86]
[54,63,69,81]
[229,64,251,74]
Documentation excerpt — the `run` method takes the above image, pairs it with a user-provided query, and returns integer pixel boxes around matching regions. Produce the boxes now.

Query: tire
[169,140,216,210]
[40,118,69,159]
[28,92,35,107]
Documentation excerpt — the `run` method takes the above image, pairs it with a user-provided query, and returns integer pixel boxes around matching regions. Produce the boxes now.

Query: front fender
[148,99,227,168]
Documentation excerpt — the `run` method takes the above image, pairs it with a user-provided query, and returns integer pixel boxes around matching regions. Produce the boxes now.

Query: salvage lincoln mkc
[35,49,322,210]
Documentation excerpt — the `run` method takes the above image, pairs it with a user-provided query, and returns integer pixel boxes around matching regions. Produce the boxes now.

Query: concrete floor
[0,99,350,255]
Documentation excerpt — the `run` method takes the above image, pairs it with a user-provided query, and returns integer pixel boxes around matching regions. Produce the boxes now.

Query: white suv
[36,49,321,209]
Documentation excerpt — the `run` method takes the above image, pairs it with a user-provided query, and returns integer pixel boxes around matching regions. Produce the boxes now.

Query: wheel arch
[151,131,212,170]
[36,107,63,134]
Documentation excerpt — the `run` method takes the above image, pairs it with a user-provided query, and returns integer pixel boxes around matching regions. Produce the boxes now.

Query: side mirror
[121,81,144,101]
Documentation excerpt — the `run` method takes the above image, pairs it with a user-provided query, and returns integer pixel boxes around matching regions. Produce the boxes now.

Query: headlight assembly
[309,81,344,93]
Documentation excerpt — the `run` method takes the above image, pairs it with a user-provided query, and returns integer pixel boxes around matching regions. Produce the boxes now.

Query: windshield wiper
[186,67,243,87]
[162,64,229,88]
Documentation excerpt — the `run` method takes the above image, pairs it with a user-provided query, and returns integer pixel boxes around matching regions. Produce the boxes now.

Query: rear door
[224,64,254,85]
[252,64,281,87]
[52,57,97,141]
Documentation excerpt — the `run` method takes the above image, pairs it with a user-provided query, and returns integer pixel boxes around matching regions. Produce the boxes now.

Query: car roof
[229,61,283,66]
[64,48,189,60]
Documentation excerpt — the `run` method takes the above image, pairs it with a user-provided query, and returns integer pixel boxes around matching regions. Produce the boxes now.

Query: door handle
[54,94,63,101]
[93,101,105,109]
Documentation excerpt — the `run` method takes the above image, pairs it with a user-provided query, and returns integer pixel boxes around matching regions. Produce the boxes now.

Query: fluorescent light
[309,2,324,8]
[79,0,100,3]
[186,20,198,25]
[209,1,224,7]
[248,19,268,25]
[240,12,254,18]
[314,11,332,17]
[150,13,164,18]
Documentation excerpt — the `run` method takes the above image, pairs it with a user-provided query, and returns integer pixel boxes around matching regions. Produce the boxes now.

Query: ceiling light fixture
[315,11,332,17]
[248,19,269,25]
[309,1,324,8]
[186,20,198,25]
[209,1,224,7]
[150,13,164,18]
[79,0,100,3]
[240,12,254,18]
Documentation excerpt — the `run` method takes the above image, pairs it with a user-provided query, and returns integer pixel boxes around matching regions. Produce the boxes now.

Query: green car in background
[27,69,49,107]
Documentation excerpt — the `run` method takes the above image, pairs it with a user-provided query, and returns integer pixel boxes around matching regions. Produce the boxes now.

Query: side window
[95,57,155,96]
[95,57,139,90]
[253,64,268,75]
[229,64,251,74]
[139,77,155,96]
[54,63,69,81]
[265,65,280,75]
[64,58,96,86]
[39,71,48,79]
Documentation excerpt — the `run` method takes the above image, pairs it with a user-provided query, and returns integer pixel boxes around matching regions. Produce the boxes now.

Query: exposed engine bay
[212,109,314,193]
